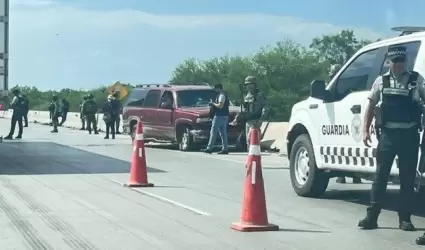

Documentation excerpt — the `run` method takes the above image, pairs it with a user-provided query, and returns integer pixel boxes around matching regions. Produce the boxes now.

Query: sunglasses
[391,57,406,63]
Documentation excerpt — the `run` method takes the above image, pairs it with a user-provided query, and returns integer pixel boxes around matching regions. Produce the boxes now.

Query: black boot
[416,233,425,245]
[399,213,416,231]
[358,208,379,230]
[353,177,362,184]
[3,135,13,140]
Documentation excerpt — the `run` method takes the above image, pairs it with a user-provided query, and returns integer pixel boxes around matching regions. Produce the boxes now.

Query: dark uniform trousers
[370,127,419,220]
[86,114,97,133]
[9,112,23,137]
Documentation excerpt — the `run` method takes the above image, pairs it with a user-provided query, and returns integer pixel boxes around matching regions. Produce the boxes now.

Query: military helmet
[88,94,94,99]
[52,95,58,101]
[12,89,20,95]
[329,64,342,76]
[244,76,257,85]
[83,95,88,100]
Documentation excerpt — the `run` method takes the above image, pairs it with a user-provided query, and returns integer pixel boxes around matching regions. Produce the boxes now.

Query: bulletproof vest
[85,100,97,114]
[214,90,229,116]
[244,89,261,120]
[381,72,421,125]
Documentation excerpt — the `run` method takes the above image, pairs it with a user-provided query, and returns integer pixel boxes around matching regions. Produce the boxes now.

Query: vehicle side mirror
[310,80,327,100]
[160,102,173,109]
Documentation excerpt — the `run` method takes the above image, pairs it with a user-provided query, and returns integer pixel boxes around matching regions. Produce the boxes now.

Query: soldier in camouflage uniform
[231,76,267,147]
[82,94,99,134]
[329,64,362,184]
[50,95,60,133]
[79,95,88,130]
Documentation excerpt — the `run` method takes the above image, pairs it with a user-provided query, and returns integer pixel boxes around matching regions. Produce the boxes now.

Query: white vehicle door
[318,47,387,170]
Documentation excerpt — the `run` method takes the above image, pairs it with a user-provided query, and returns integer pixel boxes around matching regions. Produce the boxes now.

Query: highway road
[0,118,424,249]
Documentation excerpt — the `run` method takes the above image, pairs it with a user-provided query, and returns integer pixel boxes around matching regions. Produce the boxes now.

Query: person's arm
[363,77,381,133]
[10,96,18,107]
[416,74,425,114]
[213,94,226,109]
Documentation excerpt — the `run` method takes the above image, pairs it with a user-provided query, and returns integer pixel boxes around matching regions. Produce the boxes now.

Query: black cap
[387,46,407,61]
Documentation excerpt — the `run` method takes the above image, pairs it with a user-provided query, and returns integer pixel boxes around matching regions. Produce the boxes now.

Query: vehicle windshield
[176,89,234,108]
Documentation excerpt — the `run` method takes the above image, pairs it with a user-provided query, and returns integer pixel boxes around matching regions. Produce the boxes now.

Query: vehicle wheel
[130,123,136,141]
[179,127,193,151]
[289,134,329,198]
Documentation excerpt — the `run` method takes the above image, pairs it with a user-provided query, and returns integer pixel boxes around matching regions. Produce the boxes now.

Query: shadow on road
[321,188,425,218]
[0,141,166,175]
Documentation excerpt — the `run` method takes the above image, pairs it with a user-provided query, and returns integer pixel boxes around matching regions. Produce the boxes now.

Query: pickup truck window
[334,48,379,101]
[176,89,218,107]
[143,90,161,108]
[380,41,421,74]
[125,89,148,107]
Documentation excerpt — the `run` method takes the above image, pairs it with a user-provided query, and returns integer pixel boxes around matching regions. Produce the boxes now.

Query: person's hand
[363,130,372,147]
[208,102,214,107]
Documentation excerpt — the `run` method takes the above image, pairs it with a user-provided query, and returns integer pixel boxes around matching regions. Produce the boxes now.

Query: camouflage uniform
[82,94,98,134]
[79,95,88,130]
[231,76,267,146]
[50,95,60,133]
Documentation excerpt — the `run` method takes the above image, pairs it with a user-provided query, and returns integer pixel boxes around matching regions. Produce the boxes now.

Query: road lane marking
[111,180,211,216]
[131,189,211,216]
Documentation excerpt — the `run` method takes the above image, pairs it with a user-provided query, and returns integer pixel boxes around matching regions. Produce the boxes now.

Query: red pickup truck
[122,84,246,151]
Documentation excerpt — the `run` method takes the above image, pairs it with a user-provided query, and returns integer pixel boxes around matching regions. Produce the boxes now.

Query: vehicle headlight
[196,117,210,123]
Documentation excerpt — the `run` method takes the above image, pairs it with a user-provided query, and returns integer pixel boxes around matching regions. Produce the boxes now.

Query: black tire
[289,134,329,198]
[178,127,194,151]
[130,123,136,142]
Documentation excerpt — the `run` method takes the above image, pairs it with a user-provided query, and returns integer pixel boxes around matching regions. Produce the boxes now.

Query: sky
[7,0,425,90]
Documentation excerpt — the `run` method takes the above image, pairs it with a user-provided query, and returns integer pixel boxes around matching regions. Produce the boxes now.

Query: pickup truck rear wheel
[179,127,194,151]
[290,134,329,198]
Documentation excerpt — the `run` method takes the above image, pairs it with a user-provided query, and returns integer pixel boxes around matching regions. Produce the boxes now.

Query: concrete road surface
[0,118,425,249]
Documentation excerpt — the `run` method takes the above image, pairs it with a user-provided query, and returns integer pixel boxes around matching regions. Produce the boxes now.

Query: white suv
[286,27,425,198]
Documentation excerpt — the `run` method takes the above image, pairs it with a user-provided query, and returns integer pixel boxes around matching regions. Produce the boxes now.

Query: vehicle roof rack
[135,84,171,88]
[391,26,425,36]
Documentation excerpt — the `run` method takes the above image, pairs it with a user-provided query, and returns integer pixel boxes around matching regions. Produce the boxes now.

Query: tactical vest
[244,90,261,120]
[85,100,97,114]
[214,91,229,116]
[381,72,421,125]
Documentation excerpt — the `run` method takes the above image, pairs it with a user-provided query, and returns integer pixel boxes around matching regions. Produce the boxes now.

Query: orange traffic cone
[231,128,279,232]
[124,120,154,188]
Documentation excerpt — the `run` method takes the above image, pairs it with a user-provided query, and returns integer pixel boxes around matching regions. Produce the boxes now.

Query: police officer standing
[4,89,25,139]
[329,64,362,184]
[21,93,29,127]
[359,45,425,232]
[82,94,98,134]
[50,95,60,133]
[230,76,267,147]
[111,91,122,134]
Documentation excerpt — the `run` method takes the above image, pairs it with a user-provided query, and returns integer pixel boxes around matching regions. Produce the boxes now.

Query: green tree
[309,29,372,65]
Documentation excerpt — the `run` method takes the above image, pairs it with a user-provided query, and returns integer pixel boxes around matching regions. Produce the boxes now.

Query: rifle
[238,83,244,113]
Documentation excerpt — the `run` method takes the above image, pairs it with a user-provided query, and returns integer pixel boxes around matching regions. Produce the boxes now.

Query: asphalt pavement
[0,118,424,249]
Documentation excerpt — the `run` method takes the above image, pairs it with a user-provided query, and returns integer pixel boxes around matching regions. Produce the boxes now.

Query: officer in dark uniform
[4,89,24,139]
[358,45,425,231]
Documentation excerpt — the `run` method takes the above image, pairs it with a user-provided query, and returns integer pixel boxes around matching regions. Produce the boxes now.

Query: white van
[286,27,425,198]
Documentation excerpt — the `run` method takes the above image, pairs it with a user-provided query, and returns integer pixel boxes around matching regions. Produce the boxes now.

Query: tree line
[11,30,373,120]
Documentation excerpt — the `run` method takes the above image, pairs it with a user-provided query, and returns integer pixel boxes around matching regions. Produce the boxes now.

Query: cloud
[9,0,384,90]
